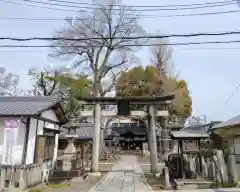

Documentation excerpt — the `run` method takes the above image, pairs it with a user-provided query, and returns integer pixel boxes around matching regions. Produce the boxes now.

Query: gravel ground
[28,163,115,192]
[136,155,150,164]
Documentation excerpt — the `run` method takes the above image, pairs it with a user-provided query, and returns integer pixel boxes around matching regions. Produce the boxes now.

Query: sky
[0,0,240,122]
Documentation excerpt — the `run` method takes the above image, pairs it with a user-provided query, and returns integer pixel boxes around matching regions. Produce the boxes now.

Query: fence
[0,163,43,190]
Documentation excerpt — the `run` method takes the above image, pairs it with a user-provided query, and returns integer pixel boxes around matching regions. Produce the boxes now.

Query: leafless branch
[50,0,146,96]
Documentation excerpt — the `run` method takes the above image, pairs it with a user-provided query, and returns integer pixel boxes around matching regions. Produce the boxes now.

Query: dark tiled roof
[111,123,147,135]
[61,119,148,139]
[0,96,61,116]
[60,122,113,140]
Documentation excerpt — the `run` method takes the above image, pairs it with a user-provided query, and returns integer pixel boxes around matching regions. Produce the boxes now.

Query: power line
[47,0,236,8]
[1,0,86,13]
[174,47,240,51]
[2,47,240,52]
[159,8,240,18]
[2,40,240,48]
[2,30,240,41]
[0,17,76,21]
[1,0,240,19]
[16,0,236,12]
[225,83,240,104]
[211,81,240,118]
[0,0,153,17]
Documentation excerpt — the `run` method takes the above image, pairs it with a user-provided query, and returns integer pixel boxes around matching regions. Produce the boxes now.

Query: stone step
[180,184,199,190]
[173,179,214,190]
[48,167,88,183]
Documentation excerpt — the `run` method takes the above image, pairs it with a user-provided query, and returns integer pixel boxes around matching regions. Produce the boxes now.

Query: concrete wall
[41,109,59,131]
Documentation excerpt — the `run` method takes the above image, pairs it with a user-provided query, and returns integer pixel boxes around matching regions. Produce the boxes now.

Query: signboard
[117,136,146,141]
[3,118,20,164]
[4,119,20,129]
[182,140,199,151]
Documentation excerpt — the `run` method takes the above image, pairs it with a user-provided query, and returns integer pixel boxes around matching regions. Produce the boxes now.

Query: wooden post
[0,168,5,189]
[179,140,185,179]
[148,105,158,173]
[163,116,169,159]
[86,142,89,168]
[22,117,31,164]
[81,143,84,167]
[91,103,101,173]
[197,140,204,180]
[177,140,180,178]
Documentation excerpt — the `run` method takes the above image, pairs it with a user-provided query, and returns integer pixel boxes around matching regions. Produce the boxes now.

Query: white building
[211,115,240,178]
[0,96,67,166]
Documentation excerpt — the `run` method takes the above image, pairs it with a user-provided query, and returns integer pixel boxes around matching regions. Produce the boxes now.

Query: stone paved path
[87,155,155,192]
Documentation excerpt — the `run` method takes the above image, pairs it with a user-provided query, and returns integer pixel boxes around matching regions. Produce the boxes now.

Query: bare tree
[151,38,175,93]
[50,0,145,97]
[0,67,19,96]
[50,0,146,158]
[150,39,176,158]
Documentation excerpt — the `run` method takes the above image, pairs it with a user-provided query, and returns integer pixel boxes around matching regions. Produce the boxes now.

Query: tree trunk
[99,116,114,160]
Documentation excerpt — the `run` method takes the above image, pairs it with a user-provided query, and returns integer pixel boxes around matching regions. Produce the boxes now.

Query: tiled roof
[111,123,147,135]
[170,129,209,138]
[212,114,240,130]
[0,96,61,116]
[60,122,113,139]
[75,122,95,138]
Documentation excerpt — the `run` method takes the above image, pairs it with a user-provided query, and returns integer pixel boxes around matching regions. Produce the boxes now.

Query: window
[233,138,240,164]
[44,137,55,160]
[35,136,55,163]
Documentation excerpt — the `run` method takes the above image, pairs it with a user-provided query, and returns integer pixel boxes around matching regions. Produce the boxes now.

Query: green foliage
[46,183,70,188]
[116,66,163,96]
[169,78,192,120]
[62,74,92,117]
[28,67,92,118]
[116,66,192,120]
[28,188,42,192]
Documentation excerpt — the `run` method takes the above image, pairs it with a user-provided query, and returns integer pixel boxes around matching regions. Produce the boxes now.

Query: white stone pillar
[91,103,101,173]
[52,133,59,167]
[148,105,158,173]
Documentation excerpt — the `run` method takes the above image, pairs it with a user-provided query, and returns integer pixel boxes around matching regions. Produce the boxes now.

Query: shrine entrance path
[87,155,155,192]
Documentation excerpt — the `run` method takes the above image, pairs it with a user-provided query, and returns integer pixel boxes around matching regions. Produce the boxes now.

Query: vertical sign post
[3,119,20,164]
[3,118,20,186]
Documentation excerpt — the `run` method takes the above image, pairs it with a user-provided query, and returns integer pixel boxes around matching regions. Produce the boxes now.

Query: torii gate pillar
[91,103,101,174]
[148,105,158,173]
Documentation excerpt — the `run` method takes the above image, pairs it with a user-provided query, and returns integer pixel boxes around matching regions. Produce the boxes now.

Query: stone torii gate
[77,94,174,174]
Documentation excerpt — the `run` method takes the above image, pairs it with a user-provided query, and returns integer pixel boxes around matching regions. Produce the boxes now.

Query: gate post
[148,105,158,173]
[91,103,101,173]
